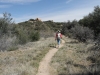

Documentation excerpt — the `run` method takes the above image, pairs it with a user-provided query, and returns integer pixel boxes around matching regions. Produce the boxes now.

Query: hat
[58,30,60,32]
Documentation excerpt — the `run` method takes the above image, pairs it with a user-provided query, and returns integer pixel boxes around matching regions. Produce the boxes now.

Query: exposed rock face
[35,18,41,21]
[28,18,42,23]
[29,20,34,23]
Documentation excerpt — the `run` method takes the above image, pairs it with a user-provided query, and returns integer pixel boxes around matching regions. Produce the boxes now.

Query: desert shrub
[39,30,54,38]
[15,27,29,44]
[0,12,13,35]
[61,20,79,37]
[0,12,17,51]
[87,47,100,75]
[30,31,40,41]
[89,36,100,65]
[79,6,100,36]
[17,31,29,44]
[70,25,94,42]
[0,35,17,51]
[15,25,40,44]
[96,33,100,45]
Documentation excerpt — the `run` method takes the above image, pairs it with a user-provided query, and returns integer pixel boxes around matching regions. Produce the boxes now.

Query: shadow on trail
[65,41,79,44]
[49,45,56,48]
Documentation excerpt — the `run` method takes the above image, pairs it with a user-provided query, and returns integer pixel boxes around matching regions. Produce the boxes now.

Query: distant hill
[18,18,64,32]
[0,14,64,51]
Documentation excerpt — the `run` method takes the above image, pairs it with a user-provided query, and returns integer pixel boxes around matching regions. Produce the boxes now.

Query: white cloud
[41,8,93,22]
[66,0,73,4]
[0,0,41,4]
[0,5,11,8]
[14,7,93,23]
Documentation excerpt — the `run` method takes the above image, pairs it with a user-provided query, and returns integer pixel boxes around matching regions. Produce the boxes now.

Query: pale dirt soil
[36,39,65,75]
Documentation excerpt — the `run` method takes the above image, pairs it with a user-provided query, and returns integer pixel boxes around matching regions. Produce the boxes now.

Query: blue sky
[0,0,100,23]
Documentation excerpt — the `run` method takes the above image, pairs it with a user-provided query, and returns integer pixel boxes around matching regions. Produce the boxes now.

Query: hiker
[55,30,62,48]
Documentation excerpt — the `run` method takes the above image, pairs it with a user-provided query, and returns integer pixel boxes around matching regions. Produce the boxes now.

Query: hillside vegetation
[51,5,100,75]
[0,13,63,51]
[0,5,100,75]
[51,37,100,75]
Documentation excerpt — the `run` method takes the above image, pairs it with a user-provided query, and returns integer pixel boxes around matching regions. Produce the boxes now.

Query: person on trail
[55,30,62,48]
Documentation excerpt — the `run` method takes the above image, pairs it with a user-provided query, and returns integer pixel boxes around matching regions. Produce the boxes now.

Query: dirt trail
[36,40,65,75]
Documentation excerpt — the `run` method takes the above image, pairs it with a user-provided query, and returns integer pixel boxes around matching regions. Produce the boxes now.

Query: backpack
[57,33,61,39]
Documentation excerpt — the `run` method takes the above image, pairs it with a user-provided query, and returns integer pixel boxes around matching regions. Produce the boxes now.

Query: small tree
[0,12,13,35]
[70,25,94,42]
[30,31,40,42]
[79,5,100,36]
[61,20,79,36]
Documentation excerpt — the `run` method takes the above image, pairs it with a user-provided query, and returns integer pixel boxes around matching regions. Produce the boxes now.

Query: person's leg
[57,39,60,48]
[58,39,61,47]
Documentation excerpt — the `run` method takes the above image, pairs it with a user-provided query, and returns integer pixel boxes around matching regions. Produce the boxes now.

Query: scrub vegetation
[0,5,100,75]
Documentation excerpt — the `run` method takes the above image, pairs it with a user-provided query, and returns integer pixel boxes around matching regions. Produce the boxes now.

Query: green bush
[0,12,13,35]
[0,12,17,51]
[15,27,40,44]
[61,20,79,36]
[18,34,29,44]
[30,31,40,42]
[79,6,100,36]
[16,28,29,44]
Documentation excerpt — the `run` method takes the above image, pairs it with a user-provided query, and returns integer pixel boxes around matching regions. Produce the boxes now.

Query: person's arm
[60,33,62,39]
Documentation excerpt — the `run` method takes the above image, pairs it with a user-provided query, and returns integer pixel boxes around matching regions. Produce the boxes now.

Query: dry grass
[0,37,56,75]
[50,37,96,75]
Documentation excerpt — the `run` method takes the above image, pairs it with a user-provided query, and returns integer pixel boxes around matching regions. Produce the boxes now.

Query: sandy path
[36,40,65,75]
